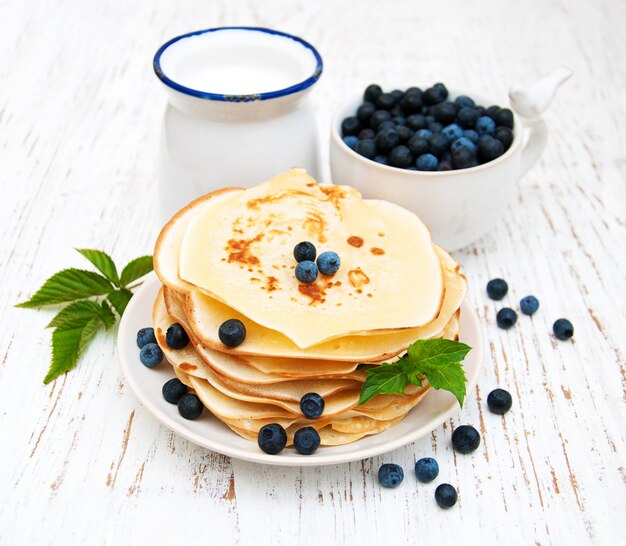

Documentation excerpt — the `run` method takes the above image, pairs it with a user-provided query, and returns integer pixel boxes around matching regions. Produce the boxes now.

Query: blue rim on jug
[153,27,323,102]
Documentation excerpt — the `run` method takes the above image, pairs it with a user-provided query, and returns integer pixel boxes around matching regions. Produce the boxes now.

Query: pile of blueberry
[341,83,514,171]
[293,241,340,283]
[486,278,574,340]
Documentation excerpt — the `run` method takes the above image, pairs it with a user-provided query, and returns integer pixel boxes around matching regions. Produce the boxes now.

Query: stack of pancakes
[152,169,466,446]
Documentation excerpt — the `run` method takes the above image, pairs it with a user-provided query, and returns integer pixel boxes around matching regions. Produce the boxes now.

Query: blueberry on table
[433,102,457,124]
[494,108,514,129]
[375,127,400,153]
[415,457,439,483]
[355,139,377,159]
[451,137,477,155]
[342,135,358,150]
[363,84,383,103]
[341,116,362,137]
[435,484,458,508]
[358,128,376,140]
[374,155,389,165]
[416,153,439,171]
[442,123,463,142]
[162,378,187,404]
[258,423,288,455]
[218,318,247,347]
[396,125,414,142]
[136,327,156,348]
[553,318,574,341]
[494,126,514,150]
[454,95,475,109]
[294,427,321,455]
[400,91,423,114]
[406,114,428,130]
[356,101,376,124]
[317,251,340,275]
[451,148,477,170]
[520,295,540,315]
[165,323,189,349]
[293,241,316,262]
[389,145,413,168]
[378,463,404,488]
[177,393,204,420]
[487,388,513,415]
[478,135,505,161]
[476,116,496,135]
[300,392,325,419]
[428,133,449,157]
[295,260,318,283]
[139,343,163,368]
[496,308,518,329]
[369,110,392,130]
[451,425,481,453]
[463,129,479,143]
[486,278,508,300]
[376,92,396,110]
[456,106,480,129]
[407,135,429,157]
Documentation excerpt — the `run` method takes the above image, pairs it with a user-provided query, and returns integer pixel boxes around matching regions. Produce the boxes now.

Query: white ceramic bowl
[330,90,548,251]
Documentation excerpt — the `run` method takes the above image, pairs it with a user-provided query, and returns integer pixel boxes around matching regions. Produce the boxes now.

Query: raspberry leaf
[107,288,133,317]
[119,256,153,287]
[76,249,119,285]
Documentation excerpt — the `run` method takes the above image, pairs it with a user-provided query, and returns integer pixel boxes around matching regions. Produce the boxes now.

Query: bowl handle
[519,118,548,177]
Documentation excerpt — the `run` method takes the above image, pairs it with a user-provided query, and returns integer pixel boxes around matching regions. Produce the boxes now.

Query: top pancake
[177,169,444,348]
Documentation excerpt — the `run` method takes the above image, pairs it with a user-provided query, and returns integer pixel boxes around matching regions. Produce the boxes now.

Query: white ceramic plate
[118,273,484,466]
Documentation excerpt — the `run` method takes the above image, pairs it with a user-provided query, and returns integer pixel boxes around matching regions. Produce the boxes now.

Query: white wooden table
[1,1,624,544]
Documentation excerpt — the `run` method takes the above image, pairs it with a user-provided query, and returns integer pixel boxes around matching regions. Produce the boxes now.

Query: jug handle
[519,118,548,177]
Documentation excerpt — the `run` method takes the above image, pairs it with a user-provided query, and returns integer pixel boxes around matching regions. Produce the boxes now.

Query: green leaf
[420,359,467,407]
[358,360,408,405]
[119,256,153,287]
[76,249,119,285]
[99,301,116,329]
[44,318,101,384]
[47,300,117,331]
[107,288,133,316]
[16,269,114,308]
[407,338,471,368]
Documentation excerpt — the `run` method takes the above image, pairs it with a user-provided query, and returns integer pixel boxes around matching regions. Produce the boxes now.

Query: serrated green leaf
[44,318,101,384]
[420,360,467,407]
[16,269,114,308]
[119,256,153,287]
[358,361,408,405]
[47,301,106,329]
[76,249,119,285]
[107,288,133,316]
[99,301,116,329]
[407,338,471,368]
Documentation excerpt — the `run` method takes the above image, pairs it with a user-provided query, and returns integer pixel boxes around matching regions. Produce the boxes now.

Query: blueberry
[293,426,321,455]
[553,318,574,341]
[423,84,447,105]
[496,308,518,329]
[342,136,358,150]
[258,423,287,455]
[463,129,479,143]
[428,133,449,157]
[377,120,396,132]
[435,484,458,508]
[293,241,316,262]
[415,457,439,483]
[406,114,428,130]
[425,115,436,123]
[454,95,475,109]
[355,139,377,159]
[356,101,376,124]
[476,105,486,116]
[442,123,463,142]
[494,108,514,128]
[487,388,513,415]
[376,93,396,110]
[494,126,514,150]
[520,295,540,315]
[451,148,477,169]
[391,89,404,102]
[317,251,340,275]
[375,128,400,153]
[300,392,325,419]
[378,463,404,488]
[437,160,453,171]
[486,105,500,119]
[456,107,480,129]
[476,116,496,135]
[451,137,477,155]
[392,115,406,126]
[433,102,457,124]
[451,425,481,453]
[162,378,187,404]
[396,125,414,142]
[341,116,362,137]
[136,327,156,348]
[295,260,318,283]
[369,110,392,130]
[374,154,389,165]
[389,105,402,117]
[364,84,382,103]
[407,135,429,157]
[218,318,247,347]
[400,91,423,114]
[416,128,433,140]
[428,121,443,134]
[389,145,413,168]
[416,153,438,171]
[486,278,508,300]
[405,86,422,96]
[358,128,376,140]
[433,82,449,98]
[477,135,504,162]
[139,343,163,368]
[166,323,189,349]
[177,393,203,420]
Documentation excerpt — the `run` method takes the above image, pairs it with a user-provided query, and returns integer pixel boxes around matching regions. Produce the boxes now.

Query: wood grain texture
[0,0,624,544]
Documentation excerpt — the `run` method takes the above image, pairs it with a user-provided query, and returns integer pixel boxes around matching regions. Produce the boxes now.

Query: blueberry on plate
[520,295,540,315]
[400,91,423,114]
[486,278,508,300]
[136,327,156,348]
[317,251,340,275]
[377,120,396,133]
[451,137,477,155]
[416,153,438,171]
[390,89,404,103]
[392,115,406,126]
[456,106,480,129]
[451,425,481,453]
[356,101,376,124]
[437,159,453,171]
[295,260,319,283]
[218,318,247,347]
[364,84,383,103]
[494,108,514,129]
[342,135,358,150]
[406,114,428,131]
[177,393,204,420]
[300,392,325,419]
[378,463,404,488]
[294,427,321,455]
[374,155,389,165]
[389,145,413,168]
[454,95,475,109]
[435,483,458,508]
[476,116,496,135]
[415,457,439,483]
[341,116,362,137]
[494,126,514,150]
[478,135,505,161]
[423,84,447,105]
[553,318,574,341]
[463,129,479,143]
[293,241,316,262]
[166,323,189,349]
[396,125,414,142]
[375,127,400,153]
[428,133,449,157]
[258,423,287,454]
[428,121,443,134]
[369,110,392,130]
[433,102,457,124]
[355,139,377,159]
[162,378,187,404]
[407,135,429,157]
[487,388,513,415]
[496,308,517,329]
[358,128,376,140]
[139,343,163,368]
[485,105,500,119]
[451,148,477,170]
[376,92,396,110]
[442,123,463,142]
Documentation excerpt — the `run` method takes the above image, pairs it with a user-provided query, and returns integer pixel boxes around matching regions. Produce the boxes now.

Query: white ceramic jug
[153,27,323,220]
